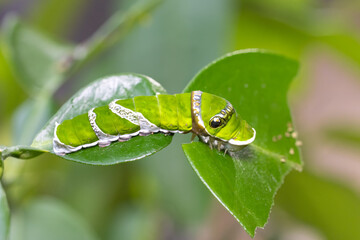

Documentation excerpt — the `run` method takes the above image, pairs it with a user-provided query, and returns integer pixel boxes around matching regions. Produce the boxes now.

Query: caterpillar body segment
[53,91,256,155]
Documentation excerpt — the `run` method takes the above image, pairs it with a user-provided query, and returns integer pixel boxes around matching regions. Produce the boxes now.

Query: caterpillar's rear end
[54,94,193,155]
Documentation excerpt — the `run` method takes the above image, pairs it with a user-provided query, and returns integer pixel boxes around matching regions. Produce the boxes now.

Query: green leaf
[61,134,173,165]
[30,0,87,39]
[1,15,71,96]
[32,73,172,165]
[0,183,10,240]
[1,15,70,147]
[182,49,301,236]
[0,40,23,116]
[277,170,360,240]
[0,145,47,161]
[9,197,99,240]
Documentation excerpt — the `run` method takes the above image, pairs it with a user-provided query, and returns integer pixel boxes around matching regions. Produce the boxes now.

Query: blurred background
[0,0,360,239]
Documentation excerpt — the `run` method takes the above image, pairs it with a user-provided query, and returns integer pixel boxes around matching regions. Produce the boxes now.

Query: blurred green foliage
[9,197,99,240]
[0,0,359,239]
[325,126,360,150]
[0,39,22,118]
[106,205,160,240]
[2,15,71,96]
[277,170,360,240]
[29,0,87,39]
[0,183,10,240]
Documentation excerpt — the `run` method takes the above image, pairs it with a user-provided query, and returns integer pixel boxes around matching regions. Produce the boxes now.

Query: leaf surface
[32,74,172,165]
[182,49,302,236]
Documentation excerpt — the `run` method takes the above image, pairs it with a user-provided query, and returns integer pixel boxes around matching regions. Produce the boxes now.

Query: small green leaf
[0,145,47,161]
[1,14,71,96]
[32,73,172,165]
[183,49,301,236]
[1,15,70,147]
[0,40,22,116]
[30,0,87,38]
[0,183,10,240]
[9,197,99,240]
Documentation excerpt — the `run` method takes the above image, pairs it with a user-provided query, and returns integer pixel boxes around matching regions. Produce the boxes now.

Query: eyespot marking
[209,116,224,128]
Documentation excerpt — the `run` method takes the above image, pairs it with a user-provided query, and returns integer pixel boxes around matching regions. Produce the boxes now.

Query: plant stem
[67,0,164,76]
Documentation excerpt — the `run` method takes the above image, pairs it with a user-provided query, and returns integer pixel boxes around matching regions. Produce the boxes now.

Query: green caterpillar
[53,91,256,155]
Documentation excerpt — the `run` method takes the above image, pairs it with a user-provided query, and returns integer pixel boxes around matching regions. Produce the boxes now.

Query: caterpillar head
[191,91,256,152]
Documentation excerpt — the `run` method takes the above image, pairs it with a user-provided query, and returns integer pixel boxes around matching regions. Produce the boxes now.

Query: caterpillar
[53,91,256,156]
